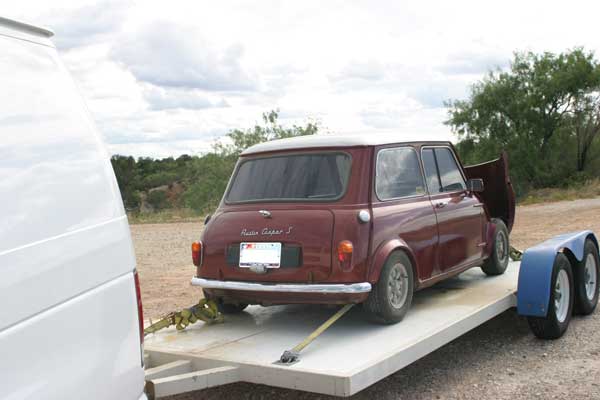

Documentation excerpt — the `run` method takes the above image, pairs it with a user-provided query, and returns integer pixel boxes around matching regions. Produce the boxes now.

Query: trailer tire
[481,218,510,276]
[573,238,599,315]
[527,253,574,340]
[203,290,248,314]
[364,251,414,325]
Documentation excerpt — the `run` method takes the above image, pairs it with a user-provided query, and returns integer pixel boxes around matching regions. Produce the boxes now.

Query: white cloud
[111,21,258,92]
[142,85,229,111]
[4,0,600,157]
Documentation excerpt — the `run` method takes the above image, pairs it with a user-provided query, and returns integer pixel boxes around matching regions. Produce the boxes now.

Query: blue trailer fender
[517,230,598,317]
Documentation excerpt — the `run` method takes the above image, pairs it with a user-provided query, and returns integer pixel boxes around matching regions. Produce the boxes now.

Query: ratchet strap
[144,298,223,336]
[509,246,523,261]
[278,303,355,365]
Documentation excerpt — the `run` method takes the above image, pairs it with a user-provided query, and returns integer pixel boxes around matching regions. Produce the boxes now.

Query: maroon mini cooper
[191,135,515,324]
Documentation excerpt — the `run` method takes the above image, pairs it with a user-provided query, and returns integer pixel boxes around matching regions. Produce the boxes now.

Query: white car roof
[241,133,448,155]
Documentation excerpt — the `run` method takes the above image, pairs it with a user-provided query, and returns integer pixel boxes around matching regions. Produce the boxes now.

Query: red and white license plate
[239,242,282,269]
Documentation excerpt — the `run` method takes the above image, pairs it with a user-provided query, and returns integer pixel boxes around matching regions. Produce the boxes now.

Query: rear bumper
[191,277,372,294]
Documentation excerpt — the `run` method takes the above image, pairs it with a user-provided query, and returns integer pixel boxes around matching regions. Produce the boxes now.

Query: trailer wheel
[203,290,248,314]
[527,253,574,339]
[573,238,599,315]
[364,251,414,324]
[481,218,509,276]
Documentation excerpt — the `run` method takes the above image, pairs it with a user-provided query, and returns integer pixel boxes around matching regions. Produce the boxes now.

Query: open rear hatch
[202,208,335,282]
[463,151,516,232]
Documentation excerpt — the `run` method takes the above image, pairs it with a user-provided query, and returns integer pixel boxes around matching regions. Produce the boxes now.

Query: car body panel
[196,140,515,305]
[463,151,516,232]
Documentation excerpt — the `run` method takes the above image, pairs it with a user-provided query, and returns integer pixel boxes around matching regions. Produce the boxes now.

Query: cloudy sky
[5,1,600,158]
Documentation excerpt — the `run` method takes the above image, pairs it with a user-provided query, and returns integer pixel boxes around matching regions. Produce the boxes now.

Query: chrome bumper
[191,277,372,294]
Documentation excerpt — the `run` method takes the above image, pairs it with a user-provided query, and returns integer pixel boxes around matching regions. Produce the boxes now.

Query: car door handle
[473,203,484,208]
[435,201,449,208]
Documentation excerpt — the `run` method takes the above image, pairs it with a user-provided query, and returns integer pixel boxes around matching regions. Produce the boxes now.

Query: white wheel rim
[554,269,570,323]
[496,230,508,263]
[388,263,409,309]
[584,253,597,301]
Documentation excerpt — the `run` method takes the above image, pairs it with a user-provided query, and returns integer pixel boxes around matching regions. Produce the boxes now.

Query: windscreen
[226,152,351,202]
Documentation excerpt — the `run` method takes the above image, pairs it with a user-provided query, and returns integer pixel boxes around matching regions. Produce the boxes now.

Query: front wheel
[527,253,574,339]
[363,251,414,324]
[481,218,510,276]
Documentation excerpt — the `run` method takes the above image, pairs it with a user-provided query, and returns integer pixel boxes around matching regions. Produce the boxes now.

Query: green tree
[146,190,169,210]
[184,110,319,212]
[214,110,319,156]
[447,48,600,192]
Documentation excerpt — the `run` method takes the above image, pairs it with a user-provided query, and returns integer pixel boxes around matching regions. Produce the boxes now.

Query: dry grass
[127,180,600,223]
[519,178,600,205]
[127,208,204,224]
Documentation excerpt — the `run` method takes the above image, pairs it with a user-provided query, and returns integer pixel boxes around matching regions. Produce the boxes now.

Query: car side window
[435,148,466,192]
[376,147,425,200]
[421,148,441,194]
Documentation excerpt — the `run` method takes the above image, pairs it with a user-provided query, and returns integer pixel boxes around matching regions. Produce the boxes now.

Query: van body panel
[0,18,144,400]
[0,217,135,330]
[0,273,144,400]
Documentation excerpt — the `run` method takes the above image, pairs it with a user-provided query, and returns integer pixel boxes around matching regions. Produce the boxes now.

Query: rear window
[226,152,351,202]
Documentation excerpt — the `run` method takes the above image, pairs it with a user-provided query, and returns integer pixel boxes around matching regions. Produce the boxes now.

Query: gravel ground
[132,198,600,400]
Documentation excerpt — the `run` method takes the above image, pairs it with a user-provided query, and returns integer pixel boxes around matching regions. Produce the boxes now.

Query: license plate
[239,242,282,269]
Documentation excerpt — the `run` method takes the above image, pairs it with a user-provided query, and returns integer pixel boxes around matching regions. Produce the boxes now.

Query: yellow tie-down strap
[144,298,223,336]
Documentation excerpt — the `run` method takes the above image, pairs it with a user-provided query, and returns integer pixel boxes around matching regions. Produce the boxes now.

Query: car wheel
[481,218,510,276]
[203,290,248,314]
[364,251,414,324]
[574,238,599,315]
[527,253,574,339]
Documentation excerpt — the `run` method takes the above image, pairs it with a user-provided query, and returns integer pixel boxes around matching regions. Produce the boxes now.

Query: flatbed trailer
[143,231,599,399]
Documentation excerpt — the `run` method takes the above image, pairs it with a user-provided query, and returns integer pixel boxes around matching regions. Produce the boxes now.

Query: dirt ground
[132,198,600,399]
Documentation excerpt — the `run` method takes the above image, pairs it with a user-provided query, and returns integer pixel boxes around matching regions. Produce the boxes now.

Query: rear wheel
[203,290,248,314]
[574,238,599,315]
[527,253,574,339]
[364,251,414,324]
[481,218,509,276]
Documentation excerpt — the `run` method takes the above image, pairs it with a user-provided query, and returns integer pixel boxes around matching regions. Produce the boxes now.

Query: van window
[226,152,351,202]
[376,147,425,200]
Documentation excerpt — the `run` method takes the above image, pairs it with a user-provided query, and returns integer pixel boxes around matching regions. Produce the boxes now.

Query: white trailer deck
[144,261,520,398]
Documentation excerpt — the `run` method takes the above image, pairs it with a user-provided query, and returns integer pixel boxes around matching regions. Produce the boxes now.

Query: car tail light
[133,270,144,366]
[337,240,353,271]
[192,241,203,266]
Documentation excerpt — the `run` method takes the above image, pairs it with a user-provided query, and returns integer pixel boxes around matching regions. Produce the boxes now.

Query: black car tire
[527,253,574,340]
[573,238,599,315]
[203,290,248,314]
[481,218,510,276]
[364,251,414,325]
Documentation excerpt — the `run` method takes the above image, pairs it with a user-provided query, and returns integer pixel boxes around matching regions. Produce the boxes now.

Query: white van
[0,17,146,400]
